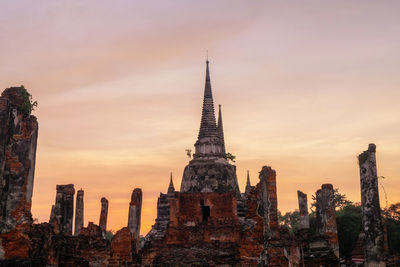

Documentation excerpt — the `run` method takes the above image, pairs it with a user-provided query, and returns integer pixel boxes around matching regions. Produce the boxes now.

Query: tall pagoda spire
[217,104,226,154]
[197,60,217,139]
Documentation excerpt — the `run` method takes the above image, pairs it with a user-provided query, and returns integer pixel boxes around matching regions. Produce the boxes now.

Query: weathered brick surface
[110,227,137,266]
[181,160,241,197]
[30,222,110,266]
[359,144,387,266]
[0,87,38,260]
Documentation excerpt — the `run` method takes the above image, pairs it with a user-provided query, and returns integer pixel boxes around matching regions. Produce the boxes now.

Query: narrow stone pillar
[54,184,75,235]
[358,144,386,266]
[74,189,84,236]
[99,197,108,232]
[316,184,339,258]
[297,190,309,229]
[128,188,142,239]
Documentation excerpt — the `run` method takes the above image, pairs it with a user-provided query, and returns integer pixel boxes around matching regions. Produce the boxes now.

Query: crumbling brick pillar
[259,166,279,238]
[74,189,84,236]
[99,197,108,232]
[54,184,75,235]
[297,190,310,229]
[358,144,386,267]
[128,188,142,239]
[0,87,39,259]
[258,166,287,266]
[316,184,339,258]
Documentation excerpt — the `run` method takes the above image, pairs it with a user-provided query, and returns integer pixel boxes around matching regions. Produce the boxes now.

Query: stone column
[74,189,84,236]
[128,188,142,239]
[99,197,108,232]
[358,144,386,267]
[54,184,75,235]
[315,184,339,258]
[297,190,309,229]
[0,87,38,234]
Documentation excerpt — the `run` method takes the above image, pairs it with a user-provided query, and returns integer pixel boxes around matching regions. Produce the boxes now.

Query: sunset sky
[1,1,399,235]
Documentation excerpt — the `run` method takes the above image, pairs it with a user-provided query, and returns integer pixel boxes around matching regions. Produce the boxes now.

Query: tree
[18,85,38,117]
[223,152,236,163]
[278,210,300,233]
[383,202,400,254]
[310,188,353,212]
[336,203,362,259]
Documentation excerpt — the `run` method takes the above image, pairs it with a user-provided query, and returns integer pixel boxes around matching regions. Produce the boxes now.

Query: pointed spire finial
[217,104,226,154]
[168,172,175,194]
[246,170,251,186]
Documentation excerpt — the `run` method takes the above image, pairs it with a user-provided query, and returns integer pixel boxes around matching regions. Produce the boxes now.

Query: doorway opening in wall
[200,199,210,223]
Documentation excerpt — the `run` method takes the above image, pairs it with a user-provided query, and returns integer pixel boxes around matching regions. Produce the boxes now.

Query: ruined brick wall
[0,87,38,260]
[258,166,287,266]
[109,227,137,266]
[142,192,242,265]
[31,222,111,266]
[167,192,239,243]
[239,181,265,265]
[238,166,288,266]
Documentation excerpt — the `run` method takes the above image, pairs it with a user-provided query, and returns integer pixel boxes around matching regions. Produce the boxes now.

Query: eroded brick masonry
[0,65,395,266]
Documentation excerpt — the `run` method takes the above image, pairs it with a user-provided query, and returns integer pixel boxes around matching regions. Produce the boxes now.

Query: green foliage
[310,188,353,212]
[309,212,317,233]
[185,149,192,159]
[383,202,400,254]
[336,203,362,259]
[223,152,236,163]
[17,85,38,117]
[105,230,114,241]
[278,210,300,233]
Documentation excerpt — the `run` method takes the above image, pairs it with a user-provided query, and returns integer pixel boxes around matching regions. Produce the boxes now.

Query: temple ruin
[0,65,397,266]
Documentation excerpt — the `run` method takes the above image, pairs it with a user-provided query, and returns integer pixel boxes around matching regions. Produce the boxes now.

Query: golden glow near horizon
[1,1,400,235]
